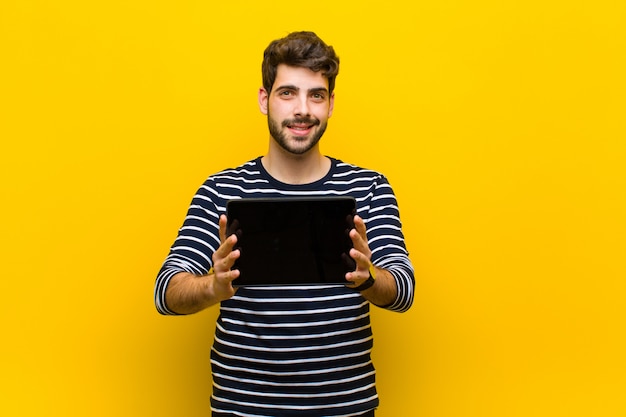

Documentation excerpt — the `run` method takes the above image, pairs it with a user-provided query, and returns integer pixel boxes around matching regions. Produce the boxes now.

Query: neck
[262,146,330,185]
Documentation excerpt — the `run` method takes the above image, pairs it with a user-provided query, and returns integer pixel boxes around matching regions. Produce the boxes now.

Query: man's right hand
[209,214,241,301]
[164,215,240,314]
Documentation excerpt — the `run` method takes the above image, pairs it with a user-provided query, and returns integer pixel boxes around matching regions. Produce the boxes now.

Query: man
[155,31,415,417]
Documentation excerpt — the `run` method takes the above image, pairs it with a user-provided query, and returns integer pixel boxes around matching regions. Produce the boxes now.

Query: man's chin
[281,137,320,155]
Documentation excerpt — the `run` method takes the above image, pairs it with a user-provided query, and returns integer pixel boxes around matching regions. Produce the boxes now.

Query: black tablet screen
[226,197,356,286]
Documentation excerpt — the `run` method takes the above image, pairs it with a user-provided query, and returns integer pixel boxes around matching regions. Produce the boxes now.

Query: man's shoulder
[330,157,386,179]
[209,157,261,179]
[194,157,266,197]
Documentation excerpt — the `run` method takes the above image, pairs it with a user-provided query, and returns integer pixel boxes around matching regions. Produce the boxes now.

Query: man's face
[259,64,334,155]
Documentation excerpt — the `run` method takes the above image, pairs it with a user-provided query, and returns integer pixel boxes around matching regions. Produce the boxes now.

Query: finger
[215,267,241,283]
[212,234,239,272]
[344,247,372,285]
[349,228,371,259]
[349,248,371,271]
[219,214,228,243]
[221,246,241,271]
[226,268,240,282]
[212,269,240,300]
[218,233,238,254]
[353,215,368,240]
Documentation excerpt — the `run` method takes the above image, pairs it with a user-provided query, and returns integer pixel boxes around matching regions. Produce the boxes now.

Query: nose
[293,95,310,117]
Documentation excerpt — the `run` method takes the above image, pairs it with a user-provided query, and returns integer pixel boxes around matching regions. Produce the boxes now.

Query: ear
[328,92,335,118]
[258,87,269,115]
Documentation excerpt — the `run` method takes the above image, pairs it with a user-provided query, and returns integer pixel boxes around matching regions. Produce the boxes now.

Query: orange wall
[1,1,625,416]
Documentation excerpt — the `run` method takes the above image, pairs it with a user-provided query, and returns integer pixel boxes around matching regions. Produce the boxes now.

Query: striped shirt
[155,157,414,416]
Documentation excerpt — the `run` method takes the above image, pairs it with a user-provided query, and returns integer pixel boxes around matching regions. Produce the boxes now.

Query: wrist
[353,263,377,292]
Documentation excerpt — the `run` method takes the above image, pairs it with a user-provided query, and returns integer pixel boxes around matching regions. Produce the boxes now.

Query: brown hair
[262,31,340,94]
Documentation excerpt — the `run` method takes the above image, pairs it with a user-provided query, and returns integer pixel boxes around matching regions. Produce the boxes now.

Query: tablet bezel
[225,196,356,286]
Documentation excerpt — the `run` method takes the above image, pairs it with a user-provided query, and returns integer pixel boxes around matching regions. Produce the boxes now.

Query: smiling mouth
[283,118,319,131]
[288,124,313,131]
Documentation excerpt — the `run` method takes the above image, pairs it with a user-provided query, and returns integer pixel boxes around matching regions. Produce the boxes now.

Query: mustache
[281,117,320,127]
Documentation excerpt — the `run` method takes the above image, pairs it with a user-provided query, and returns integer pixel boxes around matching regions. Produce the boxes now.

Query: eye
[311,93,326,101]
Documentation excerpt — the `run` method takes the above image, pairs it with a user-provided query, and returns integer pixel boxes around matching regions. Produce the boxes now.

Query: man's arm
[164,271,227,314]
[356,266,398,307]
[345,214,411,309]
[345,215,396,306]
[162,216,241,315]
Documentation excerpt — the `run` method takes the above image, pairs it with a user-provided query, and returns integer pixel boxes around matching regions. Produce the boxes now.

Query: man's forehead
[274,64,329,90]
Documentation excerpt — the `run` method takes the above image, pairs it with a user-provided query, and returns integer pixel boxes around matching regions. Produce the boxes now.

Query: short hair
[262,31,340,94]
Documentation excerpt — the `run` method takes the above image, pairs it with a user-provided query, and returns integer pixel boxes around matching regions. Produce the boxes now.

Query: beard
[267,111,328,155]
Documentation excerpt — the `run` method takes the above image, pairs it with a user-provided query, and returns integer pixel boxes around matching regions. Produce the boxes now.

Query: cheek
[317,108,332,121]
[314,102,332,119]
[268,101,286,118]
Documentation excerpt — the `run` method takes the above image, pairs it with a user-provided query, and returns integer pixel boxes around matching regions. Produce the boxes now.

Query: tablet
[226,196,357,286]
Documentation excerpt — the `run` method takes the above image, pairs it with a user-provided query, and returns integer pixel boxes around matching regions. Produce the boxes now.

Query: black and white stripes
[155,157,414,416]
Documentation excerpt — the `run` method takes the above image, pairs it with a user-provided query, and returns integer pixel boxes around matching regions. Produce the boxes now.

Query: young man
[155,31,415,417]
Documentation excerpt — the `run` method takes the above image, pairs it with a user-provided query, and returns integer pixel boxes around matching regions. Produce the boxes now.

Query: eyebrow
[275,84,329,94]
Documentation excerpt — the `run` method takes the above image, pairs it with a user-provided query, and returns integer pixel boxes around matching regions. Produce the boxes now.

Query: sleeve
[365,175,415,312]
[154,181,223,315]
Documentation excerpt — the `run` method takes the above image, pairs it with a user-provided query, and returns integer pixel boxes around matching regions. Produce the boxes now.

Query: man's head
[262,31,340,94]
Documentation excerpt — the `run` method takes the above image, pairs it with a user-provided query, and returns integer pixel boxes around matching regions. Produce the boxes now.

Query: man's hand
[164,215,240,314]
[210,214,241,301]
[345,215,373,288]
[345,215,398,306]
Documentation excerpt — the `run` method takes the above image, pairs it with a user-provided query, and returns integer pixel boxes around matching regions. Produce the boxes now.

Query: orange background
[1,1,625,416]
